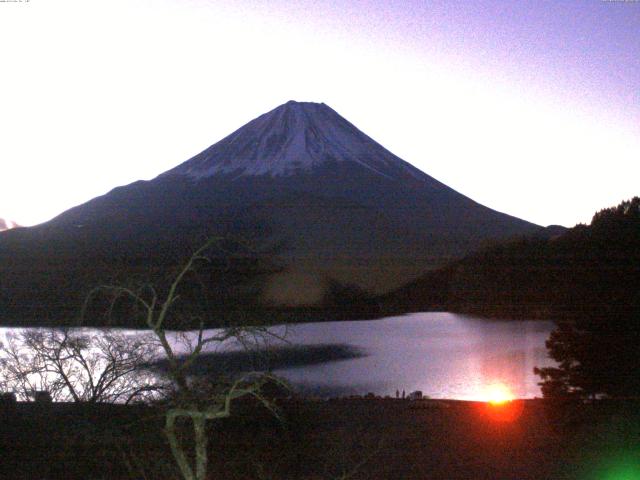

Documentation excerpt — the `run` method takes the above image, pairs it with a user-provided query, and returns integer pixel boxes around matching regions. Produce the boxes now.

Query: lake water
[0,312,556,400]
[269,312,555,400]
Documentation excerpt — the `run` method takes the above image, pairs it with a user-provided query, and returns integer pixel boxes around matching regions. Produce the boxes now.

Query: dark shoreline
[0,308,544,330]
[1,398,638,479]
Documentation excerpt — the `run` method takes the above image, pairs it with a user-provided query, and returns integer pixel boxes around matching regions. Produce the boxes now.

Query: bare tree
[93,239,286,480]
[0,328,164,403]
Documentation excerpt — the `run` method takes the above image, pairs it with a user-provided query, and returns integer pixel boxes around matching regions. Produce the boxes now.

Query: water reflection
[0,313,555,400]
[270,313,555,399]
[152,343,367,376]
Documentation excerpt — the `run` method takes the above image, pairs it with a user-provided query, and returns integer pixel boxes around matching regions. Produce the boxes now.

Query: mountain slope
[0,101,541,326]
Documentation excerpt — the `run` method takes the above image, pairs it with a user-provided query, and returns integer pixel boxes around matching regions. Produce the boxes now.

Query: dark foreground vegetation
[1,398,638,480]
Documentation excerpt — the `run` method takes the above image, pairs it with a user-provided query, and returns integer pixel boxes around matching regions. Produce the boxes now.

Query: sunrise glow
[481,383,516,406]
[0,1,638,227]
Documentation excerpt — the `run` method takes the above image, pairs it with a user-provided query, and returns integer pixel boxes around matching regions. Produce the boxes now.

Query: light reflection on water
[0,312,555,400]
[267,312,556,400]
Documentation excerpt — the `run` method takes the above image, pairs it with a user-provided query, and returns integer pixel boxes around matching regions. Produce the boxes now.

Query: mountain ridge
[0,101,542,326]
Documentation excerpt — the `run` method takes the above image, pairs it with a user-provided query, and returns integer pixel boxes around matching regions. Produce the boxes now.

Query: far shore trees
[535,197,640,399]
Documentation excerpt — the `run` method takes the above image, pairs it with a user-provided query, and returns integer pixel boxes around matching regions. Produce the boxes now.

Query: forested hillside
[386,197,640,322]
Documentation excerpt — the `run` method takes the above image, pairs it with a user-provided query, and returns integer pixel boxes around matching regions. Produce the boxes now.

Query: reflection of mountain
[153,343,366,377]
[0,101,540,326]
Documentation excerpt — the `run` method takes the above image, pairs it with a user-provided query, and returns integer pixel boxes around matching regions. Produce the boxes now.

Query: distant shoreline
[0,307,545,330]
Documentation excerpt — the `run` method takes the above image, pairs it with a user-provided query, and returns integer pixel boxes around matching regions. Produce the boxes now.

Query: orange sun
[477,383,523,422]
[482,383,515,406]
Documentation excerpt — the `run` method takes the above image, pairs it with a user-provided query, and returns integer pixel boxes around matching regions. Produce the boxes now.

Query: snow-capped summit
[0,218,18,232]
[165,101,422,180]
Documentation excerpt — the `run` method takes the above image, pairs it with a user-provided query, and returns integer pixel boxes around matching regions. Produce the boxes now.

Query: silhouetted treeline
[0,224,384,328]
[0,226,283,328]
[384,197,640,322]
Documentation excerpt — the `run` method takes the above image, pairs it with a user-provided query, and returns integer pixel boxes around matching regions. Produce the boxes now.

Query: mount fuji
[0,101,542,325]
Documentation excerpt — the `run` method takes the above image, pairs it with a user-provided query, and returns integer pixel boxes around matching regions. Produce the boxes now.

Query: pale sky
[1,0,638,227]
